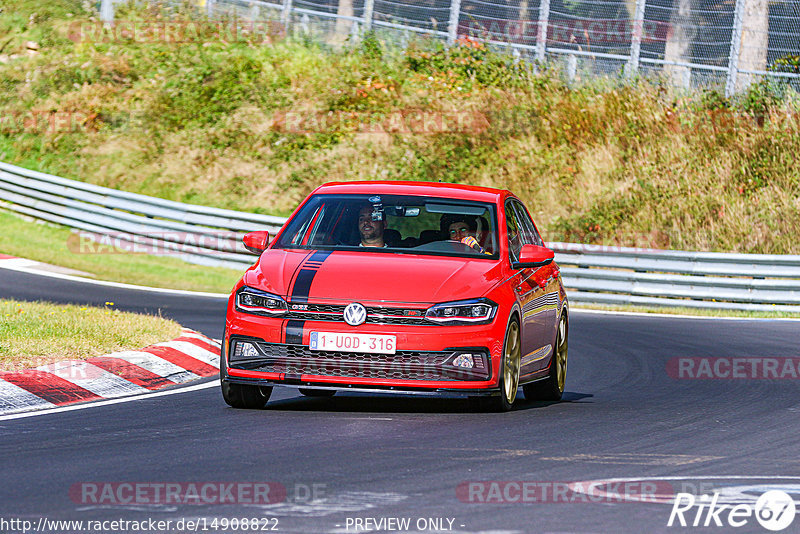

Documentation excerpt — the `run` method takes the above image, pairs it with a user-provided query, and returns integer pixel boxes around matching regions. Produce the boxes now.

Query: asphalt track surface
[1,268,800,534]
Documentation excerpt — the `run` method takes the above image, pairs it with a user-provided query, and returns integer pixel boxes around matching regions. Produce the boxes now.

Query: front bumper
[224,330,500,392]
[222,376,501,397]
[224,292,511,392]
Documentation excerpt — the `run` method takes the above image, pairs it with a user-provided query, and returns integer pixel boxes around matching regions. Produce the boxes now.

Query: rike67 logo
[668,490,796,531]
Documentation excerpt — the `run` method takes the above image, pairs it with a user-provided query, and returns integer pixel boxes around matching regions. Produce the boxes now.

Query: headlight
[425,298,497,325]
[235,287,288,316]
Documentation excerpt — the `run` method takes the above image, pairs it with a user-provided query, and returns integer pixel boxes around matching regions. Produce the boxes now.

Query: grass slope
[1,0,799,255]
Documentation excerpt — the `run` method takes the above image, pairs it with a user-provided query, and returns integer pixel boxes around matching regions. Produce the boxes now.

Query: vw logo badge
[343,303,367,326]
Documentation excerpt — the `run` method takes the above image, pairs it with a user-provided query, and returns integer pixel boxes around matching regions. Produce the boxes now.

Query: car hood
[243,249,503,304]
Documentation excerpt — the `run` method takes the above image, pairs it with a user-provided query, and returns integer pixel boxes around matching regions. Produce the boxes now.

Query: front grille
[285,303,431,325]
[230,340,489,381]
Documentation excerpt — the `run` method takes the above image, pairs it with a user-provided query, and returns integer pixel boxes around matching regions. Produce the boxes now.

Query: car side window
[505,202,523,263]
[511,201,544,247]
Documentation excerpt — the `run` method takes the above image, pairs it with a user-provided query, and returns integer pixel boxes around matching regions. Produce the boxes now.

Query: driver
[358,205,386,247]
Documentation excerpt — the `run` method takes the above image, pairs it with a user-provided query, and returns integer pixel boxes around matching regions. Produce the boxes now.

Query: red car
[221,181,568,411]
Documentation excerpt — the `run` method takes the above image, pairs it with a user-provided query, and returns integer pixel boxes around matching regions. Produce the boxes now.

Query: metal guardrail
[550,243,800,312]
[2,160,799,312]
[0,161,284,271]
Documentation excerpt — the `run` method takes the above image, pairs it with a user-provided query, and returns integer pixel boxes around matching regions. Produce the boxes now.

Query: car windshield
[273,194,499,258]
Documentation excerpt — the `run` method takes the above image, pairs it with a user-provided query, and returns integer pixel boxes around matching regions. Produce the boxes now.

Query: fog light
[234,341,260,359]
[452,353,475,369]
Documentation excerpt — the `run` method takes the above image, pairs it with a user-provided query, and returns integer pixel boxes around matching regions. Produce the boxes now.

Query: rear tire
[299,388,336,397]
[523,313,568,401]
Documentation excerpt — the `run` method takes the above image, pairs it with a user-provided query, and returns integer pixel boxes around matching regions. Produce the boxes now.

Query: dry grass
[0,299,183,370]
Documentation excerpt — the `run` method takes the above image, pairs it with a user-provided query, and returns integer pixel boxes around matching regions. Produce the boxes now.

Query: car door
[507,199,558,379]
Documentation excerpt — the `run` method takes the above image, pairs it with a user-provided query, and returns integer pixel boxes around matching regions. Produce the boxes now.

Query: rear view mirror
[243,231,270,254]
[512,244,554,269]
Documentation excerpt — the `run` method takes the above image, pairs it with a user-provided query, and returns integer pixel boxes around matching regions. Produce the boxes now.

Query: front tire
[222,381,272,409]
[524,313,568,401]
[485,317,521,412]
[220,332,272,409]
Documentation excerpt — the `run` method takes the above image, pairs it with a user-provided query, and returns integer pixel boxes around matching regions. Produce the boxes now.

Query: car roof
[310,181,510,203]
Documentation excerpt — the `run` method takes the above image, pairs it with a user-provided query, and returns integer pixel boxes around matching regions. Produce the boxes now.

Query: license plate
[309,332,396,354]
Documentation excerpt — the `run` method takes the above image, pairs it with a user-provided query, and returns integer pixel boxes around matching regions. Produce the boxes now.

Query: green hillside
[2,0,799,253]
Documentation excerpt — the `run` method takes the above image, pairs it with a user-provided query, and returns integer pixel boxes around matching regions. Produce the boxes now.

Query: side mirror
[243,231,270,255]
[512,244,554,269]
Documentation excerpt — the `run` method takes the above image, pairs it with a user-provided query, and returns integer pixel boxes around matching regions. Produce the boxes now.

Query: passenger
[358,205,386,247]
[442,214,486,253]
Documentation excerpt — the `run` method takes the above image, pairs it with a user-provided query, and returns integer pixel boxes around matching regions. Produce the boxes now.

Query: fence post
[363,0,375,32]
[626,0,647,77]
[447,0,462,45]
[725,0,746,97]
[249,1,260,21]
[282,0,293,31]
[567,54,577,82]
[100,0,115,22]
[206,0,216,18]
[536,0,551,63]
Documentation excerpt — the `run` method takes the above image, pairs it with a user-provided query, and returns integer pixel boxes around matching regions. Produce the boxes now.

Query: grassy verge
[571,302,800,319]
[0,209,244,293]
[0,298,183,370]
[1,0,799,254]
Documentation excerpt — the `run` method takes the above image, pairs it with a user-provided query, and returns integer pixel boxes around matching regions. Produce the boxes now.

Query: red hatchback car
[221,181,568,411]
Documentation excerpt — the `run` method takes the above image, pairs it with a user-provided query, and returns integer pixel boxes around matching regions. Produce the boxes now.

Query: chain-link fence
[101,0,800,95]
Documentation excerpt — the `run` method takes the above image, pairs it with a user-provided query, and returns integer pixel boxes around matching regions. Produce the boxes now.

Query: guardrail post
[447,0,462,45]
[626,0,647,77]
[536,0,551,64]
[282,0,293,31]
[363,0,375,32]
[725,0,746,97]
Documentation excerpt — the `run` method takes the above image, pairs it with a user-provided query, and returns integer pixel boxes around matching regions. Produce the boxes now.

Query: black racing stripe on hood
[290,249,333,304]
